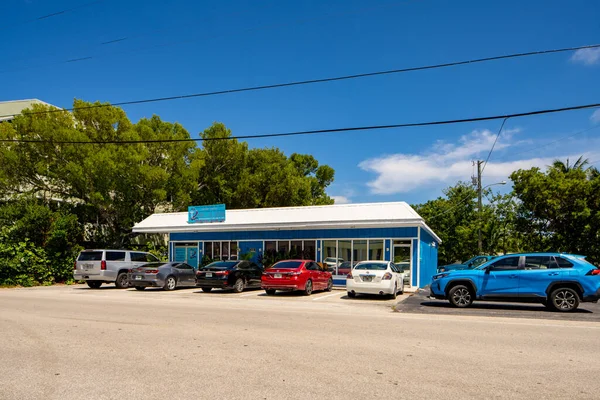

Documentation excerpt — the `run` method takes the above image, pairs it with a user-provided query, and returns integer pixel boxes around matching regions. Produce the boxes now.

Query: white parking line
[312,292,341,301]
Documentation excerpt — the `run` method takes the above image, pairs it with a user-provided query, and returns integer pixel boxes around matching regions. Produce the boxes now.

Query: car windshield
[203,261,238,270]
[354,263,387,270]
[270,261,302,269]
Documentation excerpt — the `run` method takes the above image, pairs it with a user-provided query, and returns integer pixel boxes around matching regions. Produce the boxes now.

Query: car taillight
[289,271,301,276]
[101,260,106,270]
[215,270,229,276]
[347,272,353,279]
[73,261,77,270]
[588,269,600,276]
[145,269,159,274]
[383,272,392,280]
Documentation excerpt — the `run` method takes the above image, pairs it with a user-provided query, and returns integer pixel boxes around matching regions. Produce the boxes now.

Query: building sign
[188,204,226,224]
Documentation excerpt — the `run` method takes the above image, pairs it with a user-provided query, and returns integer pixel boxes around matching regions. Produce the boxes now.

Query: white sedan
[346,261,404,299]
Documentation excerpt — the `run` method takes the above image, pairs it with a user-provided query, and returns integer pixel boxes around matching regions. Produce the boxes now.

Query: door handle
[548,272,559,276]
[510,274,518,279]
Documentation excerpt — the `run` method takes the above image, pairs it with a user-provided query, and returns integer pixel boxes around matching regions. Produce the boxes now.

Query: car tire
[390,283,397,299]
[549,287,580,312]
[233,278,245,293]
[448,284,474,308]
[265,289,276,295]
[163,276,177,291]
[347,291,356,298]
[86,281,102,289]
[303,280,313,296]
[115,272,129,289]
[134,286,145,291]
[201,287,213,293]
[326,278,333,292]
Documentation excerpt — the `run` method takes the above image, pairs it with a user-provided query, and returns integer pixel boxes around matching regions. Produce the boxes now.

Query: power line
[1,0,105,31]
[1,43,599,120]
[2,101,599,144]
[481,117,508,175]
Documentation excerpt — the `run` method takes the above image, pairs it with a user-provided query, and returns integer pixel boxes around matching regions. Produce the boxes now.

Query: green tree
[510,157,600,262]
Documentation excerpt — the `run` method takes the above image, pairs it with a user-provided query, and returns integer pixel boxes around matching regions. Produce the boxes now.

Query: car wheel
[304,280,313,296]
[163,276,177,291]
[201,287,213,293]
[550,287,579,312]
[265,289,276,295]
[326,278,333,292]
[134,286,145,291]
[233,278,245,293]
[115,272,129,289]
[347,291,356,298]
[86,281,101,289]
[448,285,473,308]
[390,283,397,299]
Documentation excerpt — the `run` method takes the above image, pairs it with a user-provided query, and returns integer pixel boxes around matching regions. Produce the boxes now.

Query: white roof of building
[133,202,441,242]
[0,99,58,122]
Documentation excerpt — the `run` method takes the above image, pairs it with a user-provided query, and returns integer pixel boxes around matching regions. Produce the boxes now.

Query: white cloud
[570,48,600,66]
[331,195,351,204]
[591,109,600,124]
[358,129,599,195]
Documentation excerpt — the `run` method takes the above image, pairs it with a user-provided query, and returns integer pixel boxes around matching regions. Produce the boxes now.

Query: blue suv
[429,253,600,312]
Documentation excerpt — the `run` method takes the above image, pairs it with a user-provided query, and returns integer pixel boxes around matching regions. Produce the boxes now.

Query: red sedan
[261,260,333,295]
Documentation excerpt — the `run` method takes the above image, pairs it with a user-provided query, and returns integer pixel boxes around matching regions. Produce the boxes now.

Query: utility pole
[477,160,483,252]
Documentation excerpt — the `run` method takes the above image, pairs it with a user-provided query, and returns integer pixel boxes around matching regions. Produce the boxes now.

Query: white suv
[74,249,160,289]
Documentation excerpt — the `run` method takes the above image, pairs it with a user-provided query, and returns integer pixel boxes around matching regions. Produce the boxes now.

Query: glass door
[393,245,412,287]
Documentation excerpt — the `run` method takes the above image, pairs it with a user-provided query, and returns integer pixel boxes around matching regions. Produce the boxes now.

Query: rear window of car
[204,261,238,269]
[552,257,573,269]
[78,251,103,261]
[354,263,388,270]
[106,251,126,261]
[271,261,302,269]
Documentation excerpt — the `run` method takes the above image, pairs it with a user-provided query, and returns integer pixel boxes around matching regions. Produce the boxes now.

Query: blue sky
[3,0,600,205]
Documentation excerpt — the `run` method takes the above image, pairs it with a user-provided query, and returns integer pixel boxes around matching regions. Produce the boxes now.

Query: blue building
[132,202,441,289]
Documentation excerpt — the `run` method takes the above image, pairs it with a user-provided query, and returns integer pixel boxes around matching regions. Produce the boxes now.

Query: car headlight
[432,273,449,280]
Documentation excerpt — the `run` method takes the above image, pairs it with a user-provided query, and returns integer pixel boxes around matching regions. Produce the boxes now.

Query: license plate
[206,272,213,278]
[274,273,282,279]
[83,263,94,270]
[135,276,142,280]
[362,275,373,282]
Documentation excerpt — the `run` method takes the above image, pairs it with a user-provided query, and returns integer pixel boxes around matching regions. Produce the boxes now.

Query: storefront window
[222,242,230,260]
[278,240,289,254]
[303,240,316,260]
[353,240,368,263]
[265,241,276,253]
[230,241,238,259]
[338,240,351,264]
[290,241,303,258]
[204,242,212,259]
[213,242,221,259]
[323,240,336,259]
[369,240,384,260]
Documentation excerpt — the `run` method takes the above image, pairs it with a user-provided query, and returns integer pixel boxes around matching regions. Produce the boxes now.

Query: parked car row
[75,249,407,299]
[430,252,600,312]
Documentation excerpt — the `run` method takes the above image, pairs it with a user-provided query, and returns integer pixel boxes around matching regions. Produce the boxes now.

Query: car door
[520,256,569,298]
[480,256,521,299]
[305,262,322,289]
[174,263,195,286]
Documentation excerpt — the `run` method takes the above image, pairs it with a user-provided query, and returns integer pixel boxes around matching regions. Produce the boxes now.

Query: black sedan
[128,262,197,291]
[196,260,263,293]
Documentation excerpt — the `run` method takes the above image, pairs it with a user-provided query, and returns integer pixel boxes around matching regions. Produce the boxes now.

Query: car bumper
[261,282,303,291]
[346,279,396,295]
[582,288,600,303]
[74,271,114,281]
[128,277,165,288]
[196,280,231,289]
[429,281,447,299]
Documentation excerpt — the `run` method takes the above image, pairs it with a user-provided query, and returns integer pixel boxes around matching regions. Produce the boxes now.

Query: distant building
[0,99,58,122]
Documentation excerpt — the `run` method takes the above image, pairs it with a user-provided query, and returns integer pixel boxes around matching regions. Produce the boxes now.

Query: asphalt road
[397,288,600,322]
[1,284,599,400]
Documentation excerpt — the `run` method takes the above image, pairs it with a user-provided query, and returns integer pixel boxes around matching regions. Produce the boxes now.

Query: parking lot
[2,284,600,400]
[395,287,600,322]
